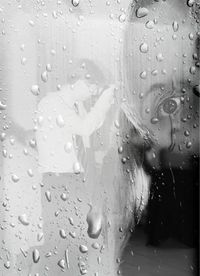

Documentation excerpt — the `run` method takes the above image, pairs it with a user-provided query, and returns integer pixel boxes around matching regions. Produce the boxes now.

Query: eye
[157,97,181,117]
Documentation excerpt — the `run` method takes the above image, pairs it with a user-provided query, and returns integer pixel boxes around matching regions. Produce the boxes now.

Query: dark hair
[129,0,200,22]
[67,58,111,88]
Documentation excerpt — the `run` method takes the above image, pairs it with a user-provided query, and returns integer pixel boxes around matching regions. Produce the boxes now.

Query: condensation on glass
[0,0,199,275]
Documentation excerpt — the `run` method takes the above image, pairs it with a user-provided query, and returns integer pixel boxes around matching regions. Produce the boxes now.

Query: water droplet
[151,69,158,76]
[114,120,120,128]
[37,116,44,126]
[65,249,70,269]
[0,132,6,141]
[18,214,29,226]
[145,20,154,29]
[172,34,177,40]
[29,139,36,148]
[52,10,58,19]
[151,117,159,124]
[60,193,67,201]
[189,32,194,40]
[139,92,144,99]
[71,0,80,7]
[41,71,48,82]
[186,141,192,149]
[63,45,67,51]
[193,85,200,97]
[45,252,52,258]
[68,217,74,225]
[140,43,149,53]
[145,108,150,114]
[59,229,67,239]
[136,7,149,18]
[187,0,194,7]
[0,101,6,110]
[119,13,126,23]
[172,21,179,32]
[21,57,27,65]
[46,63,52,72]
[118,146,123,154]
[51,49,56,56]
[121,157,127,164]
[184,130,190,137]
[58,259,65,269]
[12,174,20,183]
[37,232,44,242]
[45,190,51,202]
[73,162,81,174]
[79,261,87,275]
[97,256,101,264]
[140,71,147,79]
[86,207,102,239]
[56,114,65,127]
[33,249,40,263]
[190,66,196,74]
[69,231,76,238]
[64,142,72,153]
[9,137,15,145]
[29,20,35,26]
[4,261,10,269]
[27,168,34,177]
[20,44,25,51]
[92,242,100,249]
[3,149,7,158]
[156,53,164,62]
[79,245,88,253]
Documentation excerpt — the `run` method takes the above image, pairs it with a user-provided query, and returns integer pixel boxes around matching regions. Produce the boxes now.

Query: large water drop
[45,190,52,202]
[41,71,48,82]
[33,249,40,263]
[172,21,179,32]
[86,206,102,239]
[140,43,149,53]
[136,7,149,18]
[72,0,80,7]
[18,214,29,226]
[12,174,20,183]
[187,0,195,7]
[58,259,65,269]
[79,245,88,253]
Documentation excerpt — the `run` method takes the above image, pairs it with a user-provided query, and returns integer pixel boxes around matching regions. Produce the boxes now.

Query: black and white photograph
[0,0,199,275]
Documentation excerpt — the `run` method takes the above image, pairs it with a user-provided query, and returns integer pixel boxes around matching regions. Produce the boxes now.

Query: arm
[36,86,115,143]
[75,86,115,136]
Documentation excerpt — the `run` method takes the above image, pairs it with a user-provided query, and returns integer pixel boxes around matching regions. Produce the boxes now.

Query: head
[66,59,110,101]
[124,0,199,157]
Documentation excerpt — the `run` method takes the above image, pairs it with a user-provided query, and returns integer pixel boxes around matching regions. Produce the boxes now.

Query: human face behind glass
[125,1,199,156]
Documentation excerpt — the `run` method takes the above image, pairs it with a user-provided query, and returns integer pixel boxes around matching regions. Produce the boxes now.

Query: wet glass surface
[0,0,199,275]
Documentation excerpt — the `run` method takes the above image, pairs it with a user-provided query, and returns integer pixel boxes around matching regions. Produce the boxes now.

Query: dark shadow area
[121,150,199,276]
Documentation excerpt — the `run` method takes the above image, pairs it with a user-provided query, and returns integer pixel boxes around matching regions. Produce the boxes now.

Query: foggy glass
[0,0,199,275]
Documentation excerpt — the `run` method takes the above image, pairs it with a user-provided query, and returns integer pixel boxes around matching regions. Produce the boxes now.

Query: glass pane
[0,1,199,275]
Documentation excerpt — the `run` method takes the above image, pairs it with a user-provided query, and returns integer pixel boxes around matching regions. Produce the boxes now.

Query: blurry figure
[0,1,150,275]
[35,65,150,274]
[36,79,114,174]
